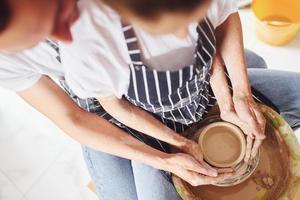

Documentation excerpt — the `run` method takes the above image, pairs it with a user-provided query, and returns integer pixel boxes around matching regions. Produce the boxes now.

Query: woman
[59,0,299,199]
[0,0,299,200]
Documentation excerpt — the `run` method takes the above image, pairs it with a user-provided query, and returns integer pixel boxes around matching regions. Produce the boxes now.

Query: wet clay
[201,126,242,167]
[186,123,289,200]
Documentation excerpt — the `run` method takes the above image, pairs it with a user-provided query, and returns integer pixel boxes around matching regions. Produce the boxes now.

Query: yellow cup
[252,0,300,46]
[252,0,300,23]
[254,19,300,46]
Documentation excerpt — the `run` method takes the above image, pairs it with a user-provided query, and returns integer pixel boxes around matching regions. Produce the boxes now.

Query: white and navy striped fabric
[123,18,217,133]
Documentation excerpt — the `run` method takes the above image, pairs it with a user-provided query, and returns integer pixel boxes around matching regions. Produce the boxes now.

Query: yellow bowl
[254,18,300,46]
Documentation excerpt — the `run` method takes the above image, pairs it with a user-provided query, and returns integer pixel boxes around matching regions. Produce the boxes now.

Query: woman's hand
[220,92,266,161]
[161,152,233,186]
[161,140,233,186]
[183,140,234,172]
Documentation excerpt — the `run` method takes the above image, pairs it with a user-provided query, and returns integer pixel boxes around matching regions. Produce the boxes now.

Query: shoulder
[207,0,238,28]
[60,0,131,98]
[75,0,123,36]
[0,41,61,91]
[66,0,130,66]
[0,41,60,70]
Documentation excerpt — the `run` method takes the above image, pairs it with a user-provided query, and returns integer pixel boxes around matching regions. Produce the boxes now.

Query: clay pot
[198,122,246,168]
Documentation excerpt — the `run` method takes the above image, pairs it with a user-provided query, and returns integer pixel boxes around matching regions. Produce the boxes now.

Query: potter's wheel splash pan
[173,105,300,200]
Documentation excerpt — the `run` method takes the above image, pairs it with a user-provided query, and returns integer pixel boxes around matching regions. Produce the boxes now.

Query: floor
[0,8,299,200]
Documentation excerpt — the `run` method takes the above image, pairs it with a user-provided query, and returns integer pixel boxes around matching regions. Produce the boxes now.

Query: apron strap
[121,20,143,64]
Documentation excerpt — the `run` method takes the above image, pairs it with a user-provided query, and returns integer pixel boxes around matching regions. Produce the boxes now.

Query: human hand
[162,152,233,186]
[220,92,266,161]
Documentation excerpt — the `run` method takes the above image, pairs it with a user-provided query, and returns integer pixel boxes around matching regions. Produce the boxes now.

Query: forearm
[18,76,169,170]
[61,110,169,169]
[98,96,191,151]
[210,51,233,112]
[215,13,251,95]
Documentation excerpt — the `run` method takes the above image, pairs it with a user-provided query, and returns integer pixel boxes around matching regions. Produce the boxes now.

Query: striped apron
[122,18,217,132]
[60,18,278,152]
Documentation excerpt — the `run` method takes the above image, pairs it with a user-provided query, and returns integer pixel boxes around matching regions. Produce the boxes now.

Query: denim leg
[131,160,181,200]
[82,146,138,200]
[248,69,300,129]
[244,49,268,69]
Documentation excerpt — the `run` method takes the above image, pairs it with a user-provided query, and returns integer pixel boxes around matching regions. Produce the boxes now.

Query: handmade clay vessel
[198,122,246,168]
[192,116,260,187]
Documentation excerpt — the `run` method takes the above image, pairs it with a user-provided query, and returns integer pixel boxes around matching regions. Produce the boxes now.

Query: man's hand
[162,152,233,186]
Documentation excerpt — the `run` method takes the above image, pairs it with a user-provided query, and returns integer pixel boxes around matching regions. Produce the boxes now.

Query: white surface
[0,8,299,200]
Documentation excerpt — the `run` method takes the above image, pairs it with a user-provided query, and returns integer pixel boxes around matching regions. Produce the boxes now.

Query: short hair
[0,0,11,33]
[102,0,208,20]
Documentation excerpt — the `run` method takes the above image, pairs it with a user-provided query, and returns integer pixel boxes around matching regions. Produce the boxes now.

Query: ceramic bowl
[188,115,260,187]
[198,122,246,168]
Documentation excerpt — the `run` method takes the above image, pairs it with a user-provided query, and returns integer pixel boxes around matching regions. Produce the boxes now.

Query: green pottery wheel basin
[172,105,300,200]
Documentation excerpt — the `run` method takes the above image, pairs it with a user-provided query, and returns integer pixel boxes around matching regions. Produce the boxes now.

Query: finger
[221,112,252,137]
[216,167,234,173]
[244,135,253,162]
[234,100,260,138]
[182,155,217,176]
[202,172,234,185]
[253,108,266,139]
[179,170,209,186]
[191,145,204,163]
[200,160,218,177]
[251,138,263,158]
[176,171,201,186]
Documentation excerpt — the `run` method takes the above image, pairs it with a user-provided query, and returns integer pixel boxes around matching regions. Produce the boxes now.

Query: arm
[210,51,255,161]
[213,13,266,158]
[98,96,217,175]
[18,76,166,167]
[18,75,223,185]
[98,96,190,150]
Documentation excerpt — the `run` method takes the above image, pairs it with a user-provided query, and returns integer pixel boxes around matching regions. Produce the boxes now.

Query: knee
[245,49,268,69]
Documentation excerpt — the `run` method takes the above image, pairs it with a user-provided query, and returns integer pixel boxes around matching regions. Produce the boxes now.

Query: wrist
[233,90,252,101]
[171,134,194,153]
[162,127,191,151]
[150,152,173,171]
[215,93,234,114]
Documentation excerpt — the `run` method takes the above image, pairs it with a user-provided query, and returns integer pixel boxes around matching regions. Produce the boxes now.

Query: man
[0,1,234,198]
[0,0,299,199]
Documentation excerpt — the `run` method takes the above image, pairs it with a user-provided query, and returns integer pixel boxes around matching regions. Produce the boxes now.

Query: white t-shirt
[0,40,63,91]
[0,0,237,96]
[61,0,238,98]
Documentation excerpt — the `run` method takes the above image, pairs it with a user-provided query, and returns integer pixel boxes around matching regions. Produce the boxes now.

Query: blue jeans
[82,50,300,200]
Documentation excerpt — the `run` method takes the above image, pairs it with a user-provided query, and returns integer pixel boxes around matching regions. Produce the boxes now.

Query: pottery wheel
[193,116,260,187]
[173,106,290,200]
